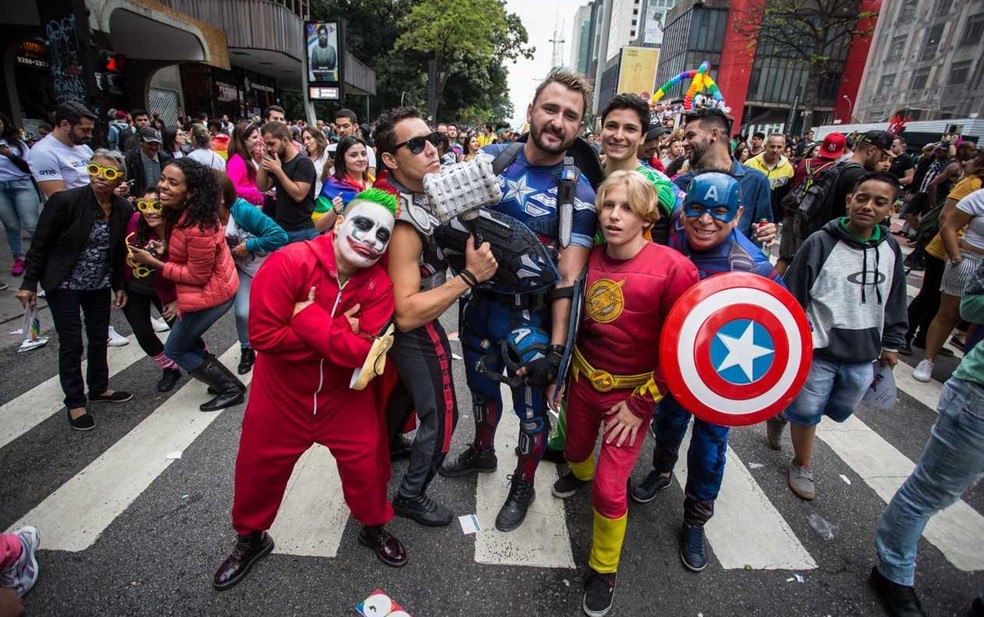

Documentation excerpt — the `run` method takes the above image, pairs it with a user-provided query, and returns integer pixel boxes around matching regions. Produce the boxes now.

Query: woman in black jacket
[15,149,134,431]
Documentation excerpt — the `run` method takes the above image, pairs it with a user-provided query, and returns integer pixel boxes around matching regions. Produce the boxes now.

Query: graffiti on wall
[45,15,87,105]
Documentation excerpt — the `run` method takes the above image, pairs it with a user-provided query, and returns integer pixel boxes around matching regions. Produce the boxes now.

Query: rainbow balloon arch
[652,61,728,112]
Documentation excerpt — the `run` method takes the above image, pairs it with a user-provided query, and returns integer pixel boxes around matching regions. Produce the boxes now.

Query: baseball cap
[859,130,895,157]
[139,127,162,144]
[818,132,846,160]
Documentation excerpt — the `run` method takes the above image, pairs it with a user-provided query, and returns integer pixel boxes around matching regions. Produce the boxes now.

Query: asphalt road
[0,248,982,617]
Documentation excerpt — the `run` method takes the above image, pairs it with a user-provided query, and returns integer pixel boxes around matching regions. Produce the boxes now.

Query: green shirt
[953,293,984,386]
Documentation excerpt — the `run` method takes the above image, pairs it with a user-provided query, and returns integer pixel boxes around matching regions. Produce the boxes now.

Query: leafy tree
[732,0,876,129]
[394,0,533,119]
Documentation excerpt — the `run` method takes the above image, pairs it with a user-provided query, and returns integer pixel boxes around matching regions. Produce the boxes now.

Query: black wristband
[459,269,478,288]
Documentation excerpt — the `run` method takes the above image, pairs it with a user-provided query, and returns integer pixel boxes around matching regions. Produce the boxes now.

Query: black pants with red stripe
[388,320,459,498]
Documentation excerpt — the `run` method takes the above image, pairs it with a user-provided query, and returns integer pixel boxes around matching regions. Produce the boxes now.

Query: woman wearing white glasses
[16,149,134,431]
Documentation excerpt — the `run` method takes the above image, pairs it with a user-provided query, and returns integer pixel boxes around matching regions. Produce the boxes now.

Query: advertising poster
[617,47,661,98]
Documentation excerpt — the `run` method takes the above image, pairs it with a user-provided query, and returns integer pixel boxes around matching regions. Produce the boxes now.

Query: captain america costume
[459,144,596,495]
[648,214,785,528]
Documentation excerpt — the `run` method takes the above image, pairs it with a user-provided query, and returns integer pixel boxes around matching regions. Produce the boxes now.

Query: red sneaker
[11,257,24,276]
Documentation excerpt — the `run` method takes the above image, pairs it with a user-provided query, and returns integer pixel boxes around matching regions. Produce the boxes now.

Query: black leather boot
[495,476,536,532]
[358,525,407,567]
[212,531,274,591]
[191,356,245,412]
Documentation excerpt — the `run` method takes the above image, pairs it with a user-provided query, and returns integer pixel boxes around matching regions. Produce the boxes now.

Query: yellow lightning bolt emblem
[585,278,627,324]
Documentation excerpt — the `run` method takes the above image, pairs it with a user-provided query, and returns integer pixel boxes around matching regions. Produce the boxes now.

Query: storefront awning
[93,0,229,69]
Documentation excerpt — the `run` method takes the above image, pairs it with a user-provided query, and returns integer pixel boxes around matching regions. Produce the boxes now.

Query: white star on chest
[503,174,536,204]
[716,322,774,382]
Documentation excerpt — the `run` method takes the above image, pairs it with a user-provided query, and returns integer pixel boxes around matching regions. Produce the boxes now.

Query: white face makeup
[335,201,396,269]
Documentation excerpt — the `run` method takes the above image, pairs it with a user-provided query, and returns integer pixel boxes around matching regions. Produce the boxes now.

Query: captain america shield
[660,272,812,427]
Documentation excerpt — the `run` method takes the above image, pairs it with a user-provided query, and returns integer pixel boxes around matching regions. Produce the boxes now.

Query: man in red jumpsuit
[551,170,699,616]
[213,189,406,591]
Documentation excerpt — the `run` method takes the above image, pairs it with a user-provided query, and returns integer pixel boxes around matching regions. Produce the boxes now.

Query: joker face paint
[335,200,395,269]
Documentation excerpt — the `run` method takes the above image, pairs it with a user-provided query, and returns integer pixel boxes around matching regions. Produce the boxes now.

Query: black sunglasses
[393,132,442,155]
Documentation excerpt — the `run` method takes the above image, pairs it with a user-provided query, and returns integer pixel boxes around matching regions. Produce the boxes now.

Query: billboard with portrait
[306,20,342,93]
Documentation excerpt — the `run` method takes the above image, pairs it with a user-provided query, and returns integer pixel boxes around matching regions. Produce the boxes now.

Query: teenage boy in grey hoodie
[770,171,908,500]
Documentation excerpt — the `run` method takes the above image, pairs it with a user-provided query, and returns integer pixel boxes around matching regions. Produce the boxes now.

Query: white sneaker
[912,359,934,383]
[151,316,170,333]
[107,325,129,347]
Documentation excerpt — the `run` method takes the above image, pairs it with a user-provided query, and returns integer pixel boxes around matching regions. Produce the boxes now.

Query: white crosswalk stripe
[473,387,575,569]
[5,343,246,551]
[0,334,152,450]
[675,428,817,570]
[1,280,980,574]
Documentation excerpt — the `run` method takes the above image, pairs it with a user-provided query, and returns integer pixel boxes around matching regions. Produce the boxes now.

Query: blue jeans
[164,298,234,372]
[783,356,873,426]
[652,393,730,526]
[0,177,40,259]
[875,377,984,588]
[285,227,318,244]
[234,270,252,348]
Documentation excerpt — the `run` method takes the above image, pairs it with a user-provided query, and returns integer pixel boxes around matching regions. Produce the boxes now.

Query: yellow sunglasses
[87,163,123,181]
[136,198,163,215]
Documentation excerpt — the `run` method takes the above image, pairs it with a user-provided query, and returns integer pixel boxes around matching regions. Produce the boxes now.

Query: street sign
[660,272,812,427]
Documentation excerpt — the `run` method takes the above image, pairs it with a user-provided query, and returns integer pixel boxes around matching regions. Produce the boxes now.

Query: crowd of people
[1,66,982,617]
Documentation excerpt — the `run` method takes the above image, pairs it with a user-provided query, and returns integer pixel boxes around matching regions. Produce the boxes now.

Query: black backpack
[779,159,835,217]
[792,161,862,240]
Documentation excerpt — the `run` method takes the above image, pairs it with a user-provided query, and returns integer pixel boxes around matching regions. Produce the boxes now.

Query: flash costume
[565,242,698,573]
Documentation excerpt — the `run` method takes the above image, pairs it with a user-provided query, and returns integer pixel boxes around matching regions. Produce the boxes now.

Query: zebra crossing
[1,325,981,580]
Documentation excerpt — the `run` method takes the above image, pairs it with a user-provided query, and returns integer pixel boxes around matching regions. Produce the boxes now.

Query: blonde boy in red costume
[551,170,699,616]
[212,189,406,591]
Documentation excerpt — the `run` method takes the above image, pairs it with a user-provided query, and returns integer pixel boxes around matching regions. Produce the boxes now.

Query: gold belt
[572,347,654,393]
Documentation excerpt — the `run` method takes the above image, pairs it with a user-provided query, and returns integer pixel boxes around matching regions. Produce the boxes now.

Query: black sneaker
[439,445,497,478]
[88,390,133,403]
[582,568,617,617]
[899,340,913,356]
[868,566,927,617]
[681,524,709,572]
[392,492,453,527]
[237,347,256,375]
[495,476,535,532]
[630,471,672,503]
[552,471,590,498]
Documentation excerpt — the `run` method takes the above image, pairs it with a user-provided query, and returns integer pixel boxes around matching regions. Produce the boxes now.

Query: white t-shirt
[0,138,32,182]
[30,134,92,189]
[187,148,227,171]
[956,188,984,250]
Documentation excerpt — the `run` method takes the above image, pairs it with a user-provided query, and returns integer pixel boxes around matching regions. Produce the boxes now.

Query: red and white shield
[660,272,812,427]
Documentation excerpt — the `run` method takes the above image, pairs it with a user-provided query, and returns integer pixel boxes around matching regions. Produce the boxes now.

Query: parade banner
[616,47,660,99]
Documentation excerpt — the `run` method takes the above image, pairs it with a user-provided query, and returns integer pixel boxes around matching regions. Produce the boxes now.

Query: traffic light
[97,49,124,73]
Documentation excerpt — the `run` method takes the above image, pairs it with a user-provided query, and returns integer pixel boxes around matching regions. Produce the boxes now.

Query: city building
[854,0,984,123]
[569,4,593,75]
[1,0,374,138]
[583,0,681,118]
[654,0,879,136]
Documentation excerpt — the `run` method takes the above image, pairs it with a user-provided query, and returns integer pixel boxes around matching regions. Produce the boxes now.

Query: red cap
[818,132,846,160]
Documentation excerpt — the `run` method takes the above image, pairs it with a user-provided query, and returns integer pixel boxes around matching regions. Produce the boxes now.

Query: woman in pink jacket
[129,158,243,411]
[226,122,264,206]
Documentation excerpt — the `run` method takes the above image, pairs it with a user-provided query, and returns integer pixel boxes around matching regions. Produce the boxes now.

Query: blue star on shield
[710,319,775,385]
